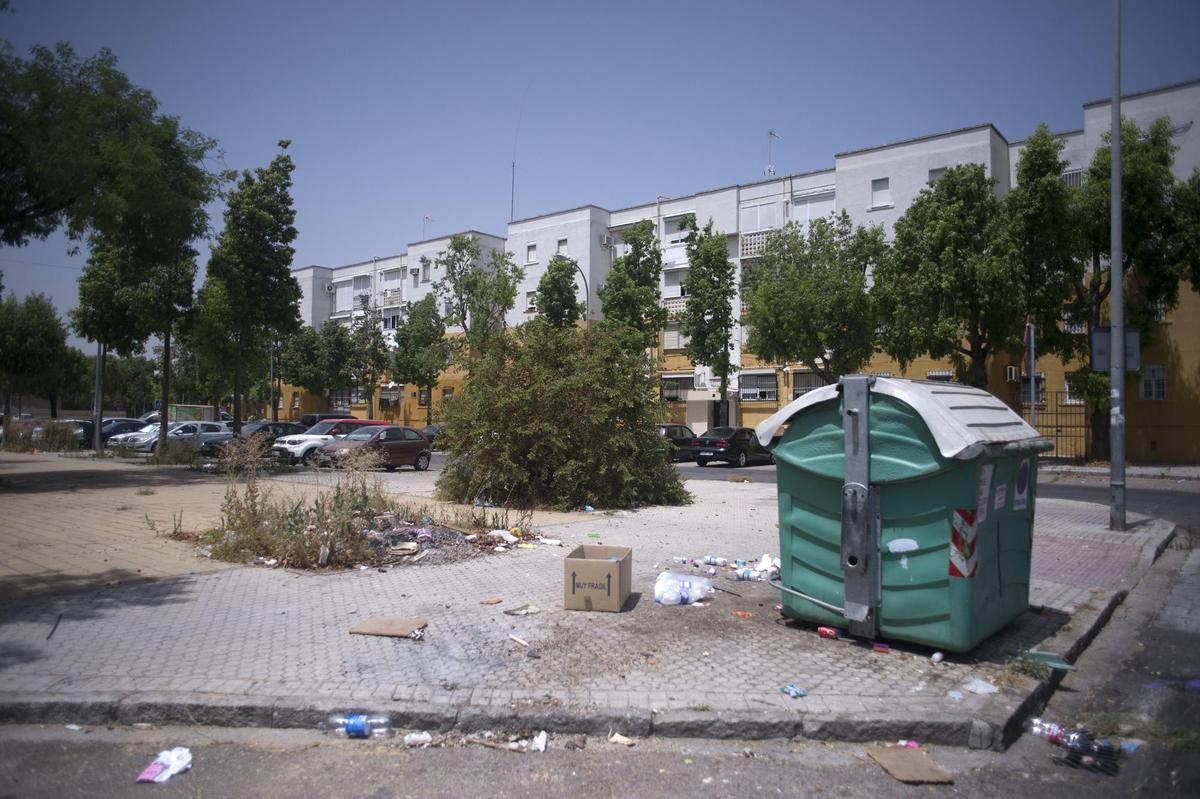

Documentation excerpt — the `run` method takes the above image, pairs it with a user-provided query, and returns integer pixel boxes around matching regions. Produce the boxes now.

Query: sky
[3,0,1199,350]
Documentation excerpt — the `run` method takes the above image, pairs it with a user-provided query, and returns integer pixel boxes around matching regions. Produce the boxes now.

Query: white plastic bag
[654,571,713,605]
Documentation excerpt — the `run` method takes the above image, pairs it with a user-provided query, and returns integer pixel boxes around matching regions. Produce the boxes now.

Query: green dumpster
[756,375,1053,653]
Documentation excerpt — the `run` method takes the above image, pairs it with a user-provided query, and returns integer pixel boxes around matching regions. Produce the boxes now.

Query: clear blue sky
[3,0,1199,350]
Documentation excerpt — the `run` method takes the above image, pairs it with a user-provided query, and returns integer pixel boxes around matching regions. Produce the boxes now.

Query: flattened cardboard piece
[564,545,632,612]
[349,616,428,638]
[866,747,954,784]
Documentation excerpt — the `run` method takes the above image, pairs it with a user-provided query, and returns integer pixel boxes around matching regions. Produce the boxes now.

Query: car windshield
[135,423,159,433]
[703,427,737,439]
[306,422,340,435]
[344,427,378,441]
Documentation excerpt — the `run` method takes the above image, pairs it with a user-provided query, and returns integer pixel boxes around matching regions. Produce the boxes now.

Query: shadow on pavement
[0,465,221,495]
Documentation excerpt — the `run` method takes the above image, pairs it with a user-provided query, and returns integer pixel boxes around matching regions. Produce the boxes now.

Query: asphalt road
[675,462,1200,532]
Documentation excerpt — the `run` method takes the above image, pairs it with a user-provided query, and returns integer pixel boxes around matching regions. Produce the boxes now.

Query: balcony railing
[740,230,769,258]
[660,296,686,316]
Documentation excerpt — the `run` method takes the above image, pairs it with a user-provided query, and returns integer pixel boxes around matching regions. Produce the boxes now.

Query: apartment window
[421,260,430,282]
[526,243,537,263]
[418,387,431,407]
[329,389,352,413]
[381,269,402,292]
[660,376,692,401]
[1064,371,1085,405]
[1140,365,1166,401]
[444,301,454,319]
[353,275,371,296]
[382,308,401,330]
[870,178,892,209]
[791,370,825,398]
[928,167,946,184]
[662,321,689,351]
[442,387,454,401]
[379,386,400,408]
[525,290,537,312]
[334,280,352,312]
[556,238,568,255]
[1061,168,1083,188]
[739,373,777,401]
[739,202,780,233]
[1020,372,1046,405]
[1063,311,1087,335]
[291,391,300,410]
[1150,299,1168,322]
[411,270,419,289]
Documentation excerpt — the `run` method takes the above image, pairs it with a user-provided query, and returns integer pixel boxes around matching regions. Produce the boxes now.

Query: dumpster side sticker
[975,464,994,525]
[1014,459,1030,511]
[949,508,978,578]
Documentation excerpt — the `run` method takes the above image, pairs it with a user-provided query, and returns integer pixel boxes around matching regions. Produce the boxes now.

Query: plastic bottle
[703,555,727,567]
[727,568,762,581]
[654,571,714,605]
[319,714,391,738]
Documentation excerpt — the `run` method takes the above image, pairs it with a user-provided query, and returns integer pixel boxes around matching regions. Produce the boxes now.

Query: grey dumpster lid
[755,377,1042,461]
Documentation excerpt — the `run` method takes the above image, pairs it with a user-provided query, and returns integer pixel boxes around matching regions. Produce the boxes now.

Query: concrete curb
[1041,464,1200,481]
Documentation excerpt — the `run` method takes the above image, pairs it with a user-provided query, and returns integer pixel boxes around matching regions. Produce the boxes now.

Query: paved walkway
[0,453,1179,748]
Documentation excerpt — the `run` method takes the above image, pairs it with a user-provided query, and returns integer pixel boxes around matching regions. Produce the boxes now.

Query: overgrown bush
[2,421,78,452]
[147,439,198,465]
[435,320,691,510]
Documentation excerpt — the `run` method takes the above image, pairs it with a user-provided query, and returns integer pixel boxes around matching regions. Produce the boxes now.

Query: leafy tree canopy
[679,215,737,399]
[535,255,583,328]
[597,219,666,348]
[391,294,450,425]
[432,234,523,361]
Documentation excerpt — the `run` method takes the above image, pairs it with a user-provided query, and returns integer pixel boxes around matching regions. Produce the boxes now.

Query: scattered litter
[896,739,921,749]
[1120,738,1145,753]
[503,604,541,616]
[731,610,753,619]
[1031,719,1121,774]
[654,571,713,605]
[136,747,193,784]
[774,603,784,614]
[531,731,548,752]
[494,545,507,552]
[587,533,601,539]
[873,642,891,653]
[946,690,963,702]
[389,542,420,555]
[1022,650,1076,671]
[403,731,433,747]
[538,538,563,547]
[782,683,807,698]
[509,635,530,647]
[516,543,537,549]
[46,612,63,641]
[931,651,944,664]
[488,529,519,544]
[608,731,636,747]
[320,714,391,737]
[318,541,330,567]
[251,556,279,567]
[349,617,428,640]
[817,626,838,640]
[867,746,952,784]
[480,598,503,605]
[963,678,998,695]
[65,723,83,731]
[584,505,595,513]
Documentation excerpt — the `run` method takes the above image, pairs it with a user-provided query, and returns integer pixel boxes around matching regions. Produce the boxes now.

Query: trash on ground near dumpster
[866,746,953,784]
[319,714,392,738]
[608,731,636,746]
[782,683,807,698]
[348,617,427,639]
[64,723,83,731]
[480,598,503,605]
[817,626,839,640]
[931,651,944,663]
[946,690,963,701]
[564,545,632,612]
[403,731,433,747]
[503,603,541,616]
[488,529,519,544]
[872,642,891,653]
[509,634,530,647]
[731,610,753,619]
[136,747,193,783]
[654,571,713,606]
[1021,649,1076,671]
[1120,738,1145,753]
[531,731,548,752]
[963,677,998,695]
[1031,719,1121,775]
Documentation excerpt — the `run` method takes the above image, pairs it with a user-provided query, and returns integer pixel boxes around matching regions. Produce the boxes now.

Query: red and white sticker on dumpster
[949,508,978,578]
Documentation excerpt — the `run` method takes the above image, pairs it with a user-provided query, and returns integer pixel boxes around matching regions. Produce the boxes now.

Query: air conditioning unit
[323,283,336,294]
[1005,366,1020,383]
[600,234,614,248]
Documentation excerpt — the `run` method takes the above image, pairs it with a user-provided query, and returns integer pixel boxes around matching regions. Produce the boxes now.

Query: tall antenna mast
[765,129,782,177]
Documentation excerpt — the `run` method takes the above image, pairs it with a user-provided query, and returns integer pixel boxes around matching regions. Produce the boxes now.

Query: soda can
[817,626,838,640]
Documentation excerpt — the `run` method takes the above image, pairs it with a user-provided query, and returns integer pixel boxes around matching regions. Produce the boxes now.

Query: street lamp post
[574,262,589,326]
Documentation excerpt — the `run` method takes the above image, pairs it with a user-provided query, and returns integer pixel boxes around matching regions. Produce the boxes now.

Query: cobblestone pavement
[0,456,1179,746]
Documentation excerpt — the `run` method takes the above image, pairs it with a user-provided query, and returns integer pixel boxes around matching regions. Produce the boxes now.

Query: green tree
[49,346,94,413]
[0,292,67,423]
[391,294,450,426]
[1001,123,1084,360]
[435,319,690,511]
[206,141,303,432]
[104,354,156,415]
[597,219,667,348]
[0,43,224,264]
[1174,169,1200,293]
[432,234,523,362]
[679,215,737,411]
[743,213,883,384]
[349,297,390,418]
[278,321,356,413]
[873,164,1021,387]
[534,255,583,328]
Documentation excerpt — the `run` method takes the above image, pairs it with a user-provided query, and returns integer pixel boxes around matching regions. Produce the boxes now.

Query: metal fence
[1011,389,1091,461]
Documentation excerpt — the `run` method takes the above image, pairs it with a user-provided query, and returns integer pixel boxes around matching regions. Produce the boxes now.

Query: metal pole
[91,340,103,451]
[1029,321,1037,431]
[574,263,589,326]
[1109,0,1126,530]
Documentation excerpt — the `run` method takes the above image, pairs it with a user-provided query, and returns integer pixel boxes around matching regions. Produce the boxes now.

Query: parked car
[420,424,445,448]
[99,417,147,444]
[272,418,388,464]
[317,425,432,471]
[300,412,348,429]
[658,423,697,462]
[198,421,308,457]
[691,426,774,467]
[31,418,94,448]
[107,422,161,448]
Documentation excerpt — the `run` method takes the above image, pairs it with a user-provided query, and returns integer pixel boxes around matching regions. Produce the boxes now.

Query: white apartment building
[292,78,1199,449]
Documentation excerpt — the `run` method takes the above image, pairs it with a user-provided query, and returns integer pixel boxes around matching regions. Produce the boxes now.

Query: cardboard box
[563,545,632,612]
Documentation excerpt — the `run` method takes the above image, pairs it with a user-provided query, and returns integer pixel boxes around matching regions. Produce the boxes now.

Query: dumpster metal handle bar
[768,578,844,615]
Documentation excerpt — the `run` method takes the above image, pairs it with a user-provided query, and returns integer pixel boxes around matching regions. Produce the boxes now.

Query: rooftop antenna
[422,215,433,239]
[511,83,531,223]
[765,129,782,177]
